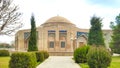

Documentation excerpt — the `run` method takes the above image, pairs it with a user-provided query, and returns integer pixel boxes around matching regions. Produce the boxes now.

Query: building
[15,16,112,55]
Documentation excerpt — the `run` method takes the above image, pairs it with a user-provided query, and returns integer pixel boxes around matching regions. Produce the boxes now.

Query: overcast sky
[0,0,120,44]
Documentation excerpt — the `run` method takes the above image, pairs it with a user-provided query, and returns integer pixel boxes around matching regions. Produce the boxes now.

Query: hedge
[87,46,112,68]
[41,51,49,59]
[9,52,37,68]
[35,51,44,62]
[0,50,9,56]
[74,45,89,63]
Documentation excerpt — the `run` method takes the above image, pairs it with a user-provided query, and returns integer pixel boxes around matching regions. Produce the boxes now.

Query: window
[24,32,30,39]
[59,30,67,40]
[24,31,38,39]
[48,30,55,37]
[61,41,65,48]
[49,41,54,48]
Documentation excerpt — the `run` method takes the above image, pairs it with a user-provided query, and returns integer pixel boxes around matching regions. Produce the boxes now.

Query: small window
[49,42,54,48]
[61,41,65,48]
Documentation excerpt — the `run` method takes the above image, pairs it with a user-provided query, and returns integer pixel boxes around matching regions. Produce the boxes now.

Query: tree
[0,0,22,35]
[28,14,38,51]
[110,14,120,54]
[88,16,105,46]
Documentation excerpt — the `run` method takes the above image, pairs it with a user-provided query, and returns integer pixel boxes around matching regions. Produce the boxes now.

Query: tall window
[59,30,67,40]
[61,41,65,48]
[49,41,54,48]
[59,30,67,48]
[48,30,55,48]
[48,30,55,38]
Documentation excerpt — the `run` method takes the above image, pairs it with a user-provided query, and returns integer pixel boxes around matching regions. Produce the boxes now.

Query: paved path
[36,56,80,68]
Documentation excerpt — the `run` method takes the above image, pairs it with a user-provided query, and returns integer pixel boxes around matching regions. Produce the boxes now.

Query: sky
[0,0,120,44]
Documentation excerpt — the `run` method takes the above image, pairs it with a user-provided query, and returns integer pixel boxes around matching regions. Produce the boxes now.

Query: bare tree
[0,0,22,35]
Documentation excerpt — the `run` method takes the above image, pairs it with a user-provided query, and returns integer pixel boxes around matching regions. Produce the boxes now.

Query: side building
[15,16,112,55]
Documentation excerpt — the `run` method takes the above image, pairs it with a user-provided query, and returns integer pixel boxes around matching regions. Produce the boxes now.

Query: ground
[36,56,80,68]
[0,56,120,68]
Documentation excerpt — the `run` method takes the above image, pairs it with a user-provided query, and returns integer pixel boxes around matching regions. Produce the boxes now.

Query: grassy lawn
[0,57,10,68]
[79,56,120,68]
[0,57,41,68]
[109,56,120,68]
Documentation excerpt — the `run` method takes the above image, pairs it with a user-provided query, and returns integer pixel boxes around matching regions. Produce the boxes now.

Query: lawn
[0,57,41,68]
[109,56,120,68]
[79,56,120,68]
[0,57,10,68]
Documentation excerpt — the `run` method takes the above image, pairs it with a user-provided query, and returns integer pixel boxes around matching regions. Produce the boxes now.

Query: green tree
[88,16,105,46]
[110,14,120,54]
[28,14,38,51]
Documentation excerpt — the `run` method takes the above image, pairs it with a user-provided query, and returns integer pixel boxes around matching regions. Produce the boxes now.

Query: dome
[44,16,73,24]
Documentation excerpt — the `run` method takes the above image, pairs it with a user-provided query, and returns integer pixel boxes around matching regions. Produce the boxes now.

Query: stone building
[15,16,112,55]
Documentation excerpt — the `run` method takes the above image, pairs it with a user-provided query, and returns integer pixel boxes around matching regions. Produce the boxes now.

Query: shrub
[41,51,49,59]
[87,46,112,68]
[35,51,44,62]
[9,52,37,68]
[0,50,9,56]
[74,45,89,63]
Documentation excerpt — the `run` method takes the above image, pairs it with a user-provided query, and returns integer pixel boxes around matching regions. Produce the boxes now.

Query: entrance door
[79,42,84,47]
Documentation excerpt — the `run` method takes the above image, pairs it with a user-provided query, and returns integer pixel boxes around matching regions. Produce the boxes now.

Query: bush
[74,45,89,63]
[35,51,44,62]
[0,50,9,56]
[9,52,37,68]
[87,46,112,68]
[41,51,49,59]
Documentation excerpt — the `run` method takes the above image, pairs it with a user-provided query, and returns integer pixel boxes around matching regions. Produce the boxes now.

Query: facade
[15,16,112,55]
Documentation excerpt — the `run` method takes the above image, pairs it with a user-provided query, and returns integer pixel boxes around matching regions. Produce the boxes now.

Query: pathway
[36,56,80,68]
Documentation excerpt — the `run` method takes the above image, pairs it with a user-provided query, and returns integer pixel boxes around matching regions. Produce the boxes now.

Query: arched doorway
[77,34,87,48]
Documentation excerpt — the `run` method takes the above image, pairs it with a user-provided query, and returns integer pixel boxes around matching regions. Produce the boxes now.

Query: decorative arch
[79,34,88,40]
[77,34,88,47]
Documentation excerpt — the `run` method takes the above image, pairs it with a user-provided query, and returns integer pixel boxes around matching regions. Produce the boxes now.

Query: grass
[109,56,120,68]
[0,57,10,68]
[79,63,89,68]
[79,56,120,68]
[0,56,42,68]
[1,56,119,68]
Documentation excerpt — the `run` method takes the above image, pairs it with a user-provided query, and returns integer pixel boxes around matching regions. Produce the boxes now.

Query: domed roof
[44,16,73,24]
